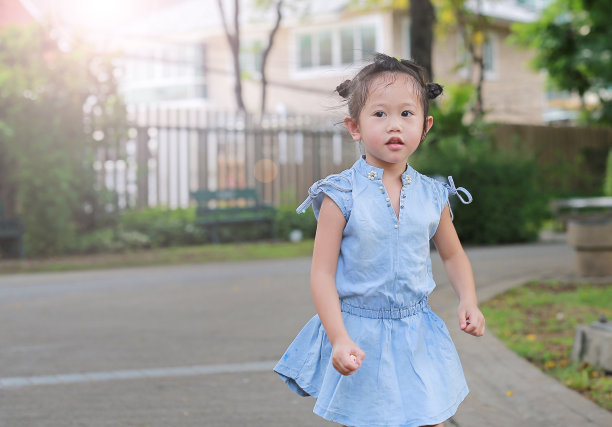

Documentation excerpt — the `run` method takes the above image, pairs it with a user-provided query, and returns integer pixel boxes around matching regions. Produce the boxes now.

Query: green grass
[0,240,315,275]
[482,280,612,411]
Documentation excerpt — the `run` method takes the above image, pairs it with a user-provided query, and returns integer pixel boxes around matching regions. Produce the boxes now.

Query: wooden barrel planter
[567,218,612,277]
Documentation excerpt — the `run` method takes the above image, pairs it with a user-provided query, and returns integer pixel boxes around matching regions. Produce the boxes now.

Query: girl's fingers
[332,343,365,375]
[458,310,468,330]
[464,318,485,336]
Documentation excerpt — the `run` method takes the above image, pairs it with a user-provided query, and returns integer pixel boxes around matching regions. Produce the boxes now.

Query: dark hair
[336,53,443,135]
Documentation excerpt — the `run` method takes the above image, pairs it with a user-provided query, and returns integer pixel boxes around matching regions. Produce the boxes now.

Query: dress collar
[353,155,415,185]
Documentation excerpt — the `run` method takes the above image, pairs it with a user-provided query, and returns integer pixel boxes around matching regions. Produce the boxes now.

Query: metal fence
[97,108,360,211]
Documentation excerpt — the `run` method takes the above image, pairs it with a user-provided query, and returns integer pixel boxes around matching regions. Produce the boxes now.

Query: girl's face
[344,72,433,170]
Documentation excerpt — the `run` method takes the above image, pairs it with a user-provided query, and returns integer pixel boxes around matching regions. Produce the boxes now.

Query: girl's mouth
[386,137,404,149]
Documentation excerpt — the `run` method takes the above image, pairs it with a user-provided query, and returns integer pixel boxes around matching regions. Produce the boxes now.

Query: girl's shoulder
[296,168,355,220]
[410,168,448,197]
[411,168,473,215]
[318,168,354,191]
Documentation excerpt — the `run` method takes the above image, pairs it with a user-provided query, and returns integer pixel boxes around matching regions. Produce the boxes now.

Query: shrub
[449,155,546,243]
[0,25,128,257]
[120,207,205,247]
[275,205,318,241]
[68,229,151,254]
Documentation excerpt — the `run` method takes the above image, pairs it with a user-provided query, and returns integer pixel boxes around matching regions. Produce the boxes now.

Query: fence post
[136,126,150,209]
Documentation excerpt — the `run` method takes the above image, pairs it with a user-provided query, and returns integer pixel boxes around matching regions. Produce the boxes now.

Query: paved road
[0,242,610,426]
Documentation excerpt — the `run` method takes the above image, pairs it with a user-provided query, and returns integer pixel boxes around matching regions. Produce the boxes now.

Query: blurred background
[1,0,611,259]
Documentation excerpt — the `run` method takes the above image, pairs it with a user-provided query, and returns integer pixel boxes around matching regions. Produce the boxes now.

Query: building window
[360,26,376,59]
[319,32,332,66]
[120,42,208,105]
[482,36,495,74]
[457,32,497,80]
[295,21,380,72]
[401,18,411,59]
[240,39,264,79]
[299,34,312,68]
[340,28,354,64]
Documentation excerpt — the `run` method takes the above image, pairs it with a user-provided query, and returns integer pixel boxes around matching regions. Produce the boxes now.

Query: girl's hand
[458,302,485,337]
[331,338,365,376]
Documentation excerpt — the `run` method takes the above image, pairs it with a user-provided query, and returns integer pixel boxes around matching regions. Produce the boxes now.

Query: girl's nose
[386,116,401,132]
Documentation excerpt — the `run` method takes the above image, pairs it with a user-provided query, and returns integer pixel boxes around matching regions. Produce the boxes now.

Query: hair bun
[336,79,352,98]
[426,83,443,99]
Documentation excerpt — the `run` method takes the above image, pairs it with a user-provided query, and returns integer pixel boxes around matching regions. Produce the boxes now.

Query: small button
[387,203,391,207]
[379,186,383,190]
[400,205,404,208]
[394,224,399,229]
[385,197,390,202]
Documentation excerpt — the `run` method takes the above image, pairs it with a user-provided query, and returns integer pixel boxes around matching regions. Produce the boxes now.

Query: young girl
[274,53,485,427]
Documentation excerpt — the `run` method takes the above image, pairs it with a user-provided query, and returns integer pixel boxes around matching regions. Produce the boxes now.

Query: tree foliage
[435,0,488,117]
[511,0,612,124]
[0,24,127,256]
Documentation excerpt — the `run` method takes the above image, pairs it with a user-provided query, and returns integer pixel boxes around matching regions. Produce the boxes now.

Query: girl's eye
[374,111,386,117]
[401,111,413,117]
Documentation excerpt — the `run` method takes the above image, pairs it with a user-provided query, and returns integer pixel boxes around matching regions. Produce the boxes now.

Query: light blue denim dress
[274,156,473,427]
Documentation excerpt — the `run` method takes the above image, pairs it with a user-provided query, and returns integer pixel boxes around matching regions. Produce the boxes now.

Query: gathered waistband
[340,297,429,319]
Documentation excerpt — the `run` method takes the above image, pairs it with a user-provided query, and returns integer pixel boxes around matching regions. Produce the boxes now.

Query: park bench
[0,201,24,258]
[191,188,276,243]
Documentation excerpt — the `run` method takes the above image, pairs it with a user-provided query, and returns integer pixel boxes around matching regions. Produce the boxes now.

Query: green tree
[0,24,127,256]
[435,0,489,118]
[511,0,612,125]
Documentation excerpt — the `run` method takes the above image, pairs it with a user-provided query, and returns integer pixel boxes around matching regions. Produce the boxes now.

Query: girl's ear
[421,115,434,142]
[344,116,361,142]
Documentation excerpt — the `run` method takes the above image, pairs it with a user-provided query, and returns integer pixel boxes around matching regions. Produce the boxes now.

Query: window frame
[456,31,499,81]
[291,15,383,79]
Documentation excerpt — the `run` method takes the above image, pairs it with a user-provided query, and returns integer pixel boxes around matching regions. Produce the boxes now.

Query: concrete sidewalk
[429,243,612,426]
[0,241,610,426]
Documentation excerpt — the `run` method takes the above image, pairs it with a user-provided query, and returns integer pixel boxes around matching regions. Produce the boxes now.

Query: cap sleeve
[296,173,353,221]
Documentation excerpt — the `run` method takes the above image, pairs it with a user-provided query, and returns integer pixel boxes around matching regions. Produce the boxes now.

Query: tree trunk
[260,0,283,116]
[474,52,485,117]
[454,2,485,118]
[217,0,245,112]
[409,0,436,81]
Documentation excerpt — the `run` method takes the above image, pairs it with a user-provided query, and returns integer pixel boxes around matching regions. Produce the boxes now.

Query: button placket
[377,181,399,228]
[398,173,412,223]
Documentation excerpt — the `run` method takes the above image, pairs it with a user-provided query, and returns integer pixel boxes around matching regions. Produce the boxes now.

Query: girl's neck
[364,155,408,180]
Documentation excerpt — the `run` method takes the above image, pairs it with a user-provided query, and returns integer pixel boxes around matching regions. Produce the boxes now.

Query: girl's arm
[432,204,486,337]
[311,195,365,375]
